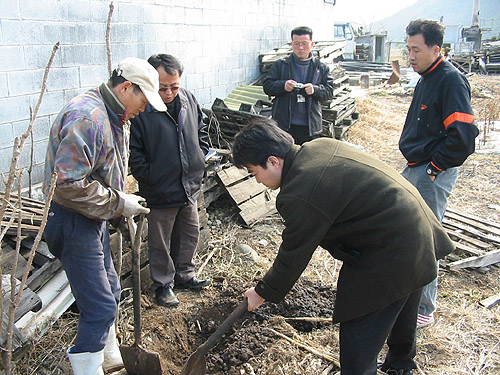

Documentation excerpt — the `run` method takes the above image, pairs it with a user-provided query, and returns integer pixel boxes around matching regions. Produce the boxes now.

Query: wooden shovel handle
[132,213,146,347]
[198,298,248,354]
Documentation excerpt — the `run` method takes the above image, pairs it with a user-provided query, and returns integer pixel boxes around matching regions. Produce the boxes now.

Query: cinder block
[79,64,108,88]
[143,5,166,24]
[43,22,80,45]
[77,23,107,44]
[8,70,45,96]
[0,1,20,18]
[34,139,48,165]
[23,44,63,70]
[202,71,219,87]
[0,46,24,73]
[185,73,204,91]
[185,8,203,25]
[61,0,91,22]
[12,116,51,143]
[90,0,110,23]
[19,0,61,21]
[0,122,14,149]
[165,5,186,24]
[61,45,94,67]
[91,44,107,65]
[117,2,144,24]
[1,20,45,45]
[0,96,31,123]
[192,87,211,109]
[32,90,65,118]
[0,73,8,98]
[111,24,139,43]
[46,67,80,92]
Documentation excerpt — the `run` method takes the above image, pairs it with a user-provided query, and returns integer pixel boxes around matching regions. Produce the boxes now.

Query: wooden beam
[447,249,500,271]
[479,293,500,308]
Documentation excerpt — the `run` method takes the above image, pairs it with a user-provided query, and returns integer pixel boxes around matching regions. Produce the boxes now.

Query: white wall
[0,0,337,190]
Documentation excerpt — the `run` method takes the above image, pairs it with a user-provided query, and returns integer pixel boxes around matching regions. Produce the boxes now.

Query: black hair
[291,26,313,40]
[232,118,294,169]
[406,19,445,48]
[108,70,141,93]
[148,54,184,76]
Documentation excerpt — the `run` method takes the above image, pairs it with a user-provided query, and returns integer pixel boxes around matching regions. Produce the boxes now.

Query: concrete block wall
[0,0,337,191]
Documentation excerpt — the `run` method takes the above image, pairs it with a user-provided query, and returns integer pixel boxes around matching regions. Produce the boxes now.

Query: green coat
[255,138,455,323]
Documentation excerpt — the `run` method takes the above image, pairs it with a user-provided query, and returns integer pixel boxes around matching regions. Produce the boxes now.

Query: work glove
[122,193,150,217]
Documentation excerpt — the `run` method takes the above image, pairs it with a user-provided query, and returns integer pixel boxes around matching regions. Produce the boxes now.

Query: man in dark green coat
[232,118,455,375]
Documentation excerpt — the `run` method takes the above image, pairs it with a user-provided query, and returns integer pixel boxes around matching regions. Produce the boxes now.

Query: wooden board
[447,249,500,271]
[238,190,278,226]
[225,178,267,205]
[216,166,250,186]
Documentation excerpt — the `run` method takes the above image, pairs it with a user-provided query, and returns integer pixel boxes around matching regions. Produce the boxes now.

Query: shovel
[119,213,163,375]
[181,298,248,375]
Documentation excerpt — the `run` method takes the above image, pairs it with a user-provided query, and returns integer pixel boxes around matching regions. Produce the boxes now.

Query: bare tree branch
[106,2,115,76]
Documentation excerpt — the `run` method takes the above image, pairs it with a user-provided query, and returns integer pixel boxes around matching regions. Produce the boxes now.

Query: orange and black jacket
[399,55,479,173]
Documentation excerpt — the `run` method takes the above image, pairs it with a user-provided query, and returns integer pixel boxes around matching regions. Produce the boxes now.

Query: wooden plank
[452,241,485,257]
[238,190,278,226]
[446,207,500,231]
[479,293,500,308]
[447,249,500,271]
[26,258,62,292]
[445,211,500,237]
[1,276,42,322]
[445,228,492,250]
[216,166,250,186]
[1,313,27,353]
[225,178,267,205]
[442,218,500,245]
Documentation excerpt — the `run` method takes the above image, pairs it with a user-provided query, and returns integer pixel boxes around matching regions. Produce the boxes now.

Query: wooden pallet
[442,208,500,271]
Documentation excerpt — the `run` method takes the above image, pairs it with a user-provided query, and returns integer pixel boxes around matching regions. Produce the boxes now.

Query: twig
[268,328,340,368]
[0,42,59,231]
[106,2,114,76]
[282,316,332,323]
[196,246,218,277]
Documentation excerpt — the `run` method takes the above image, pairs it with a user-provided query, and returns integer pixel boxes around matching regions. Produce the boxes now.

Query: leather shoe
[174,277,211,290]
[155,285,179,307]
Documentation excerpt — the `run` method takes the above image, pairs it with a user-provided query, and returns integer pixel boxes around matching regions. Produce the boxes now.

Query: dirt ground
[13,75,500,375]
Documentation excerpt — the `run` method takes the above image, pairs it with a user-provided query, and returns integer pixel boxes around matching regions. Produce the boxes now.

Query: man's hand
[303,83,314,95]
[285,80,298,92]
[122,194,150,217]
[244,287,265,311]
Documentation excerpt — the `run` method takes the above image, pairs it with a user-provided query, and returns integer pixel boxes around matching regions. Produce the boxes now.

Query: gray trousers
[402,164,458,315]
[147,202,199,291]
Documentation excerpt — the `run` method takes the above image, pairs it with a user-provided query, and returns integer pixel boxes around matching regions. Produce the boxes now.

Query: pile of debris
[449,40,500,74]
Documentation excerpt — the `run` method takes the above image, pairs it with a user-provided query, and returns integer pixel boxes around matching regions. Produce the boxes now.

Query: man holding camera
[263,26,334,145]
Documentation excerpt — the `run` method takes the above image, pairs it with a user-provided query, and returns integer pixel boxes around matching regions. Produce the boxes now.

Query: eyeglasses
[159,85,180,92]
[291,41,311,47]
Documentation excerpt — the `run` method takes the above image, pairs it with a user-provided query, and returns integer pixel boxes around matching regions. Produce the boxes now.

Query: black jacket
[263,54,334,136]
[129,88,209,208]
[399,56,478,171]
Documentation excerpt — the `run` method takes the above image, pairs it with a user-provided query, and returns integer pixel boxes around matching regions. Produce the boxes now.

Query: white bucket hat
[116,57,167,112]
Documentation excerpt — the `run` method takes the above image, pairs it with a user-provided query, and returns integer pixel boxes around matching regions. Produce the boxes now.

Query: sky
[332,0,419,28]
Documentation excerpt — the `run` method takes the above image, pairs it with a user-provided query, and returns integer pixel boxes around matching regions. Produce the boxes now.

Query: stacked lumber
[259,40,346,74]
[1,192,46,236]
[339,60,395,86]
[321,65,358,140]
[449,41,500,74]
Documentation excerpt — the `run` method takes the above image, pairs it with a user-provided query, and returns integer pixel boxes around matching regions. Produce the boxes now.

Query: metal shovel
[119,213,163,375]
[181,298,248,375]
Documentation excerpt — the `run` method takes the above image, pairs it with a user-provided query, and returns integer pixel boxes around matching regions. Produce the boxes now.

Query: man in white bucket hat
[43,57,165,375]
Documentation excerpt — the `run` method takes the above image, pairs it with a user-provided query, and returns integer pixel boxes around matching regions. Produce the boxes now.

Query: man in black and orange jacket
[399,19,479,331]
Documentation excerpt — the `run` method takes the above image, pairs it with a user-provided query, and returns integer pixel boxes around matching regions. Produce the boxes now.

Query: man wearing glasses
[129,54,211,308]
[264,26,334,144]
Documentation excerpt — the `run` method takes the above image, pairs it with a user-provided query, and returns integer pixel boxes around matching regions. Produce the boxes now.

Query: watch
[426,163,440,177]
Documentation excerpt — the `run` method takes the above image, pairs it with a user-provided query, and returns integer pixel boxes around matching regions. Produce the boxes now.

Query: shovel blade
[120,345,163,375]
[181,350,207,375]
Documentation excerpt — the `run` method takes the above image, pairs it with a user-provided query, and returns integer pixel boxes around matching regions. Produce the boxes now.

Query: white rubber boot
[103,324,124,372]
[67,348,104,375]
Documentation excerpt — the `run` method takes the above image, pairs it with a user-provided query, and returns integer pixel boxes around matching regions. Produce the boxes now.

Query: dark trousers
[288,124,319,145]
[339,288,423,375]
[44,202,120,353]
[147,202,199,290]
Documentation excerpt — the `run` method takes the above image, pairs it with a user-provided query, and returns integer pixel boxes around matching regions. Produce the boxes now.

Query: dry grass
[12,75,500,375]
